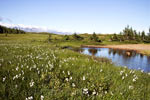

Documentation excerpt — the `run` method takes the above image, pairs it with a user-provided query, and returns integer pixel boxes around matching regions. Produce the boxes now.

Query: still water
[79,48,150,72]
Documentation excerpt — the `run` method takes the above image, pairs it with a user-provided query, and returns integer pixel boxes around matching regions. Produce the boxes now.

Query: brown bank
[82,44,150,55]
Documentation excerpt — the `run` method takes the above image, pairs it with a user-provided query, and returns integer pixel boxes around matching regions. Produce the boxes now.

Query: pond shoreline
[80,47,150,72]
[81,44,150,56]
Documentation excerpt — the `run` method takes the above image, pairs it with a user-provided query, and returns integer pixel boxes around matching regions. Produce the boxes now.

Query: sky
[0,0,150,34]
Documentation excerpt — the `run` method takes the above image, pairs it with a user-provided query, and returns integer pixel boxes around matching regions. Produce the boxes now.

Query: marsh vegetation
[0,33,150,100]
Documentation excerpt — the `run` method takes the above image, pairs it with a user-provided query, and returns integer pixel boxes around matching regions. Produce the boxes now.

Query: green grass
[0,34,150,100]
[139,50,150,56]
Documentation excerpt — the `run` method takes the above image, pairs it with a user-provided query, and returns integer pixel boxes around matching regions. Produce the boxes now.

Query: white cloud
[0,22,73,34]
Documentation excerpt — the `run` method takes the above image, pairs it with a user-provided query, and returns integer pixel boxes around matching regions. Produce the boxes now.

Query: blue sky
[0,0,150,33]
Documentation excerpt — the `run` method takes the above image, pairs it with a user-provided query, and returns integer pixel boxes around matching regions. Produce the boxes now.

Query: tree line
[63,32,102,42]
[0,25,25,35]
[1,24,150,43]
[63,26,150,43]
[111,25,150,43]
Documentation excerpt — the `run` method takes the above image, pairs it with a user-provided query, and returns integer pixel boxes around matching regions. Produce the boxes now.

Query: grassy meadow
[0,33,150,100]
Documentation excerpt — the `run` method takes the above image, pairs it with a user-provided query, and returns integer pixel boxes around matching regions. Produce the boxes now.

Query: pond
[76,47,150,72]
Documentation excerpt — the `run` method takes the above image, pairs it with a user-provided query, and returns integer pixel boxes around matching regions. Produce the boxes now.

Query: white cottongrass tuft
[70,76,72,80]
[67,71,70,75]
[83,88,88,94]
[16,67,19,71]
[100,69,103,72]
[3,77,6,82]
[72,83,75,87]
[129,85,134,90]
[120,70,124,75]
[29,79,34,87]
[41,95,44,100]
[122,76,125,80]
[92,91,96,95]
[65,78,69,82]
[133,75,138,82]
[26,96,33,100]
[83,76,85,80]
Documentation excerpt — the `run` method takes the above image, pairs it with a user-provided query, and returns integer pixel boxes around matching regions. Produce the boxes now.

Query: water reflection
[79,47,150,72]
[140,54,144,58]
[108,49,137,58]
[88,48,98,56]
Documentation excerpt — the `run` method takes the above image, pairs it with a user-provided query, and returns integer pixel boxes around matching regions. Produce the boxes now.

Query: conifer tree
[73,33,83,40]
[90,32,101,42]
[141,31,145,40]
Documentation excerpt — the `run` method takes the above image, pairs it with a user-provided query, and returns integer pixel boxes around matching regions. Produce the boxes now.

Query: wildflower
[16,67,19,71]
[120,70,124,75]
[22,77,24,80]
[28,96,33,100]
[22,70,24,75]
[65,78,69,82]
[130,70,135,74]
[129,85,134,90]
[130,70,132,73]
[38,71,40,74]
[133,78,136,82]
[83,88,88,94]
[3,77,6,82]
[122,76,125,80]
[29,79,34,87]
[15,75,19,79]
[68,71,70,75]
[83,76,85,80]
[133,76,138,82]
[70,76,72,80]
[41,95,44,100]
[92,91,96,95]
[27,66,29,68]
[13,76,16,80]
[125,73,128,77]
[19,73,21,77]
[100,69,103,72]
[72,83,75,87]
